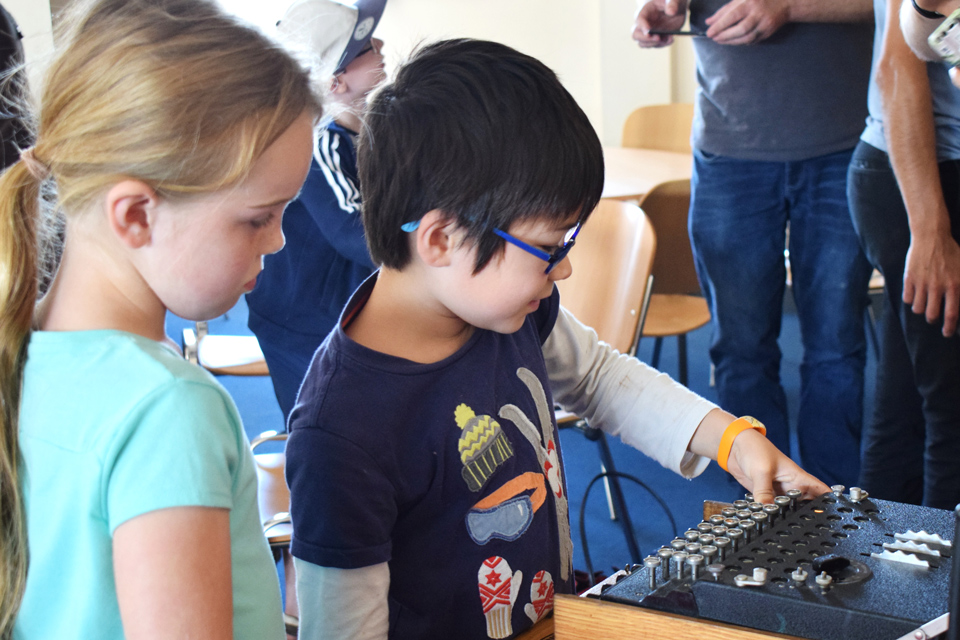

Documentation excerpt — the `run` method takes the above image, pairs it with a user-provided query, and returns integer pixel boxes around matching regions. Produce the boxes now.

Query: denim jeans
[847,141,960,509]
[690,148,872,487]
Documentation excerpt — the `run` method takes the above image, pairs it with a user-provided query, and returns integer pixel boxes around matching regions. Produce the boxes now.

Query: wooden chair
[637,179,711,387]
[555,199,657,564]
[182,321,269,376]
[621,103,694,154]
[250,430,298,639]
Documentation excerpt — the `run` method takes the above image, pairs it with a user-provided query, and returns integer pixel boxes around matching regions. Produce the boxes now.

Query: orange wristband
[717,416,766,472]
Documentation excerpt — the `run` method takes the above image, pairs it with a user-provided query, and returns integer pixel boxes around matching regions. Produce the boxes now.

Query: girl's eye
[249,213,275,229]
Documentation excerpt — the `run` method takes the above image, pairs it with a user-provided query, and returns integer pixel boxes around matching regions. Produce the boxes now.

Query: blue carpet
[167,291,878,584]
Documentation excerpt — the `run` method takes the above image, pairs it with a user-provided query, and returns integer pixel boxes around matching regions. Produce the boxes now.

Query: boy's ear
[415,209,459,267]
[104,180,160,249]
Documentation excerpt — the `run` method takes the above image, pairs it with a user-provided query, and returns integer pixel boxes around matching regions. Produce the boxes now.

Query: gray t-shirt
[692,21,873,162]
[860,0,960,161]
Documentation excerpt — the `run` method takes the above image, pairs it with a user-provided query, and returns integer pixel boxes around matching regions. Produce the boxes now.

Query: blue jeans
[847,141,960,509]
[690,148,872,487]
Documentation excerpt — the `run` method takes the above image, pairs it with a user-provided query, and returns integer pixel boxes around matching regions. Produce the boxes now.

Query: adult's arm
[880,0,960,335]
[114,507,233,640]
[704,0,873,45]
[544,307,829,503]
[295,559,390,640]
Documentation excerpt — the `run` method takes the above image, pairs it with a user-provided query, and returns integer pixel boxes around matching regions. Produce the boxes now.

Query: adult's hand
[903,231,960,336]
[632,0,690,48]
[705,0,791,44]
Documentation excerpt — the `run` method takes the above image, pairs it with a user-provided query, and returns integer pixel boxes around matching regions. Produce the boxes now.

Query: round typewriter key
[775,495,791,510]
[698,533,715,546]
[686,554,704,581]
[786,489,801,509]
[683,530,700,542]
[748,502,764,513]
[737,509,753,520]
[700,544,718,565]
[727,529,744,551]
[763,503,780,525]
[733,500,750,509]
[722,507,738,518]
[644,556,661,589]
[672,537,687,550]
[713,537,730,560]
[709,514,725,526]
[657,547,674,580]
[751,512,769,533]
[724,517,740,528]
[685,542,701,555]
[697,522,713,533]
[672,551,689,579]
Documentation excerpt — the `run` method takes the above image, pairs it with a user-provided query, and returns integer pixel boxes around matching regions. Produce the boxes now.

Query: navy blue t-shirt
[287,275,571,639]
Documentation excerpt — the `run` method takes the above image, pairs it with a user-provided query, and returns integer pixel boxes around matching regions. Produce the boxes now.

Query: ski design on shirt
[524,570,554,623]
[465,472,546,545]
[478,556,521,639]
[316,128,361,214]
[499,367,572,581]
[456,403,514,492]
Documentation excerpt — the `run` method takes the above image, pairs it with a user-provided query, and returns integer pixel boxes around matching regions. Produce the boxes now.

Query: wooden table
[553,594,803,640]
[602,146,692,201]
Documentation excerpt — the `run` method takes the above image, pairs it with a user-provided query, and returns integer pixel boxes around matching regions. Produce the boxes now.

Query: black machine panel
[591,491,953,640]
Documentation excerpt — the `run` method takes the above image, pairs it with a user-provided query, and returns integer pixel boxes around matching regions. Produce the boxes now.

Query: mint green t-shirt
[14,330,284,640]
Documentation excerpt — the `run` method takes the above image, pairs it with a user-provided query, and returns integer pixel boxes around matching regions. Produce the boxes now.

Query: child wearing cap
[247,0,387,420]
[286,39,829,640]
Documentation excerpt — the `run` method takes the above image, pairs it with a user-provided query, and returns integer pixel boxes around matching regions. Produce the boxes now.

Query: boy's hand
[723,428,830,504]
[705,0,790,44]
[632,0,691,47]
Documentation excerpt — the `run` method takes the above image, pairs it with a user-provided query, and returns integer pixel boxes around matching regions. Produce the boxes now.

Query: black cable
[577,470,678,588]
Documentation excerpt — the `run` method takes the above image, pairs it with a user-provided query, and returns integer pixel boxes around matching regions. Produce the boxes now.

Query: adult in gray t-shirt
[633,0,874,487]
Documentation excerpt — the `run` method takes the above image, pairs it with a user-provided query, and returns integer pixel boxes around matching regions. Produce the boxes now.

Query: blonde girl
[0,0,319,638]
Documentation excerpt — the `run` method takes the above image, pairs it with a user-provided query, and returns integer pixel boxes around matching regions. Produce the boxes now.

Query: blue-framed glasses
[492,222,581,274]
[400,219,582,274]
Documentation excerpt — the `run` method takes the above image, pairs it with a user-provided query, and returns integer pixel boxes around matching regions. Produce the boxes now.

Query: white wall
[5,0,55,89]
[12,0,697,146]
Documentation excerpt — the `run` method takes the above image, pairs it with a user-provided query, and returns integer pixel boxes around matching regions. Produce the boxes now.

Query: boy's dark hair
[358,38,604,272]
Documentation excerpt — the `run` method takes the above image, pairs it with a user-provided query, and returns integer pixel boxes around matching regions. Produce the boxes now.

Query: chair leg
[651,337,664,369]
[865,304,880,360]
[677,334,689,387]
[596,432,641,564]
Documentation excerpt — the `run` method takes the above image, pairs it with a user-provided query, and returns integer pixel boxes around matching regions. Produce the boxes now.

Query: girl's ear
[104,180,159,249]
[414,209,460,267]
[330,73,349,95]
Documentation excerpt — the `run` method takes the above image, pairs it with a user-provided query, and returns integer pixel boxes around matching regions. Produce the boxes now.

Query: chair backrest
[638,179,701,296]
[621,103,694,154]
[556,199,656,356]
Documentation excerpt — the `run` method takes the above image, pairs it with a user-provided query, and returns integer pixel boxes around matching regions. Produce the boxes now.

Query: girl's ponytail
[0,158,43,639]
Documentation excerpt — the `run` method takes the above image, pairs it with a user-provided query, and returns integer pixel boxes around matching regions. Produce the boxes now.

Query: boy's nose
[549,255,573,281]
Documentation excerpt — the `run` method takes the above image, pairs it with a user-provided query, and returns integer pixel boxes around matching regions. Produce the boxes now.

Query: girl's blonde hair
[0,0,319,634]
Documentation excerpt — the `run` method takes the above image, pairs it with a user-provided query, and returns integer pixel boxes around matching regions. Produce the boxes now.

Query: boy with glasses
[286,38,828,640]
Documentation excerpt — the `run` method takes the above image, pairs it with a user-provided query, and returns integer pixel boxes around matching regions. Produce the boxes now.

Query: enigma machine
[587,487,957,640]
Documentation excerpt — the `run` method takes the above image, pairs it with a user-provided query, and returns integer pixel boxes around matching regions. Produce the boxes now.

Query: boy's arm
[295,559,389,640]
[545,307,829,503]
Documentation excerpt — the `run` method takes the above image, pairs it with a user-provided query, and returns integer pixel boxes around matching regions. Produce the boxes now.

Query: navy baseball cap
[277,0,386,76]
